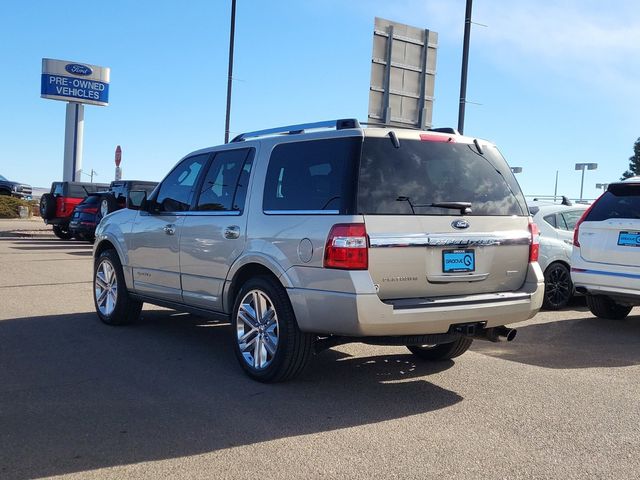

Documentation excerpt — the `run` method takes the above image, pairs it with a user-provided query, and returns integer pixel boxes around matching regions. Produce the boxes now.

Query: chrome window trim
[263,210,339,215]
[183,210,241,216]
[369,230,531,248]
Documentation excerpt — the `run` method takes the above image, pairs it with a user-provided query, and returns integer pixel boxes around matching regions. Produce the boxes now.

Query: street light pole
[457,0,473,134]
[575,163,598,201]
[224,0,237,144]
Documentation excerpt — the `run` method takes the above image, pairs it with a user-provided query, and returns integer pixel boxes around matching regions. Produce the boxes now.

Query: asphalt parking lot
[1,219,639,480]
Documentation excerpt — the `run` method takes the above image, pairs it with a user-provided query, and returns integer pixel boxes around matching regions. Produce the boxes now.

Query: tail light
[573,201,597,247]
[324,223,368,270]
[529,221,540,263]
[85,207,98,214]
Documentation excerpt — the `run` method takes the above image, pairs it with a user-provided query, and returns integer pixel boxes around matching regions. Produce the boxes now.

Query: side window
[562,210,584,230]
[154,154,208,212]
[263,138,359,213]
[195,149,254,212]
[556,213,569,230]
[53,183,64,196]
[542,214,557,228]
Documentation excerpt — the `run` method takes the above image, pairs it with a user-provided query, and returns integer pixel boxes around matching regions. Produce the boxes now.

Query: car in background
[572,178,640,319]
[98,180,158,218]
[69,181,158,242]
[68,194,107,242]
[40,181,109,239]
[0,174,32,200]
[529,199,588,309]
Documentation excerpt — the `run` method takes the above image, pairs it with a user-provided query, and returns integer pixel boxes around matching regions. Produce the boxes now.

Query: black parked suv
[0,174,32,199]
[98,180,158,218]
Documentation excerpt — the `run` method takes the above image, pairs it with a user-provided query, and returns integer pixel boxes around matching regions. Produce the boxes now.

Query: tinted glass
[543,214,557,228]
[586,185,640,221]
[561,210,584,230]
[154,154,208,212]
[80,195,101,205]
[357,139,527,216]
[53,183,64,195]
[195,149,254,212]
[263,138,360,213]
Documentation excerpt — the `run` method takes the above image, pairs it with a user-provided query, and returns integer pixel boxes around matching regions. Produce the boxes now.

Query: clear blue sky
[1,0,638,200]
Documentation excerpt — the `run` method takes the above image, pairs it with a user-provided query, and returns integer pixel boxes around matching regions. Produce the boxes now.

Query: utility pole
[457,0,473,134]
[224,0,237,144]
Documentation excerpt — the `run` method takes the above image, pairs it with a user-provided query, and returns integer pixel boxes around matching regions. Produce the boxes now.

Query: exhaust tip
[505,328,517,342]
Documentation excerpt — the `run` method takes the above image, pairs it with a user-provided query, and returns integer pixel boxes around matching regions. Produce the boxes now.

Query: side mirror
[127,190,147,210]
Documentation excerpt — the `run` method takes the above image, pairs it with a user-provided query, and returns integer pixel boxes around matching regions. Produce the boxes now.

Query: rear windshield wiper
[397,197,472,215]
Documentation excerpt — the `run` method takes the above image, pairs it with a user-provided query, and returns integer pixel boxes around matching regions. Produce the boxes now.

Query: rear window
[263,137,360,213]
[357,138,527,216]
[80,195,101,205]
[586,184,640,221]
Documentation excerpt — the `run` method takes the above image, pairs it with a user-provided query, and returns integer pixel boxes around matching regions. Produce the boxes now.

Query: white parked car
[529,200,588,309]
[571,178,640,319]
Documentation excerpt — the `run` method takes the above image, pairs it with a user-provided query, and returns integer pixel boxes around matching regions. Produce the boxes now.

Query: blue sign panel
[40,74,109,105]
[442,249,475,273]
[618,231,640,247]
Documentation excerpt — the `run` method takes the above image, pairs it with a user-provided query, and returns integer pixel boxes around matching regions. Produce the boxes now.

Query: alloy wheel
[236,289,279,370]
[95,259,118,316]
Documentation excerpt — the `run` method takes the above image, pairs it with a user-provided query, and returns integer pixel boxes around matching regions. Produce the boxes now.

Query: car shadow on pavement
[0,310,461,479]
[471,311,640,369]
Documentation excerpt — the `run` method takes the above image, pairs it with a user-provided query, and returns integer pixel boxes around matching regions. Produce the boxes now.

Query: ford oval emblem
[65,63,93,76]
[451,219,470,229]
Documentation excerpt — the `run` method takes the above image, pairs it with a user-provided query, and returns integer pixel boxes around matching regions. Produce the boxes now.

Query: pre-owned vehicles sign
[41,58,110,106]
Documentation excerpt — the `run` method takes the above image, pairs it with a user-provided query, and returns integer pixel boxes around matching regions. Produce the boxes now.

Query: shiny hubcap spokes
[547,267,570,305]
[236,290,279,370]
[95,260,118,316]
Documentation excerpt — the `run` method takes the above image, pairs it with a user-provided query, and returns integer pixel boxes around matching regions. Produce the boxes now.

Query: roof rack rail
[230,118,361,143]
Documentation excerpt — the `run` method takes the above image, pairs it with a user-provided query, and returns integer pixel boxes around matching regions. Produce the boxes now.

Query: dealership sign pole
[115,145,122,181]
[41,58,110,182]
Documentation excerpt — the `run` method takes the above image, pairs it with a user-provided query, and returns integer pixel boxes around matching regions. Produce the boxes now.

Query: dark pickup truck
[0,174,32,199]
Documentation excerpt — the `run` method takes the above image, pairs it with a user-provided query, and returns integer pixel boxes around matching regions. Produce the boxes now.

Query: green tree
[621,137,640,179]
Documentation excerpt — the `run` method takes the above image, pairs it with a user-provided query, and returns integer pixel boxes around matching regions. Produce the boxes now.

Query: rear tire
[586,295,632,320]
[39,193,56,220]
[542,262,573,310]
[407,337,473,361]
[232,276,314,382]
[52,224,72,240]
[94,249,142,325]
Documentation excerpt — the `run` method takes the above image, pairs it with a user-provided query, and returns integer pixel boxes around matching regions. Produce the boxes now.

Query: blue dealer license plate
[442,249,475,273]
[617,231,640,247]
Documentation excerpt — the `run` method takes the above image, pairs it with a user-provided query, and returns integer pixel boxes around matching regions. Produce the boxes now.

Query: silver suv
[93,119,544,382]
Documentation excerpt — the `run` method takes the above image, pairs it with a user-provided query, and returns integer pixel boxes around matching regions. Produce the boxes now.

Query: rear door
[358,133,531,300]
[578,183,640,267]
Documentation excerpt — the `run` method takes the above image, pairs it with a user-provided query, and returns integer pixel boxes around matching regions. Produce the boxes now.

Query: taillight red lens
[573,201,598,247]
[529,221,540,263]
[324,223,368,270]
[85,207,98,214]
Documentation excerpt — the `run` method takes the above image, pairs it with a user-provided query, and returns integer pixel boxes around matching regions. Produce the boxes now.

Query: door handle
[163,224,176,235]
[224,225,240,239]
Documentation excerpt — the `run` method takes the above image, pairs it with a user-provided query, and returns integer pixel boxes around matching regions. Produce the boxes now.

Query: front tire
[407,337,473,361]
[542,262,573,310]
[232,276,314,382]
[586,295,632,320]
[52,224,73,240]
[94,249,142,325]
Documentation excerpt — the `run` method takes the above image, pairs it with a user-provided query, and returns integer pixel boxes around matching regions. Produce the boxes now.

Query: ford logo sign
[451,219,470,229]
[65,63,93,76]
